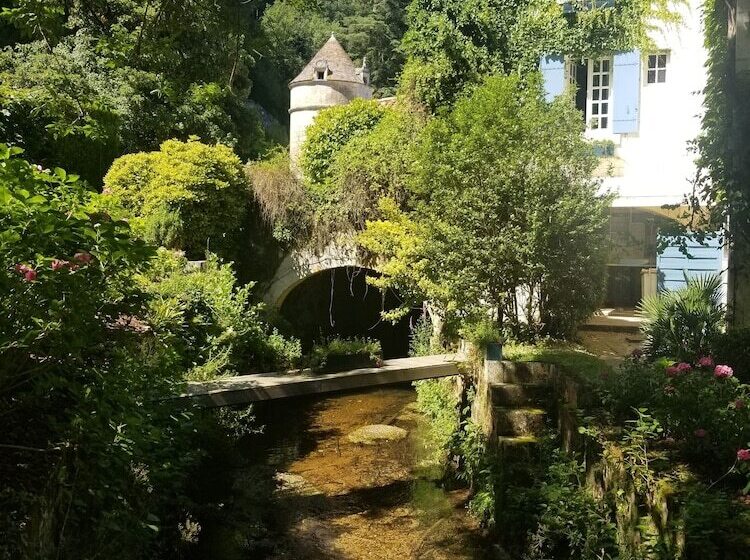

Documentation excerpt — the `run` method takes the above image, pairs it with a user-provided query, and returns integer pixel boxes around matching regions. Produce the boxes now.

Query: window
[588,58,611,130]
[316,70,325,80]
[647,53,667,84]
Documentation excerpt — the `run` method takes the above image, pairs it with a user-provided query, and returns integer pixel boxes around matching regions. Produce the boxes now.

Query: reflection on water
[195,385,492,559]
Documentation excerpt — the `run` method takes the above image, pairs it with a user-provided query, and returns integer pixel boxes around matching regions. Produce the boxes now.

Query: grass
[502,340,611,386]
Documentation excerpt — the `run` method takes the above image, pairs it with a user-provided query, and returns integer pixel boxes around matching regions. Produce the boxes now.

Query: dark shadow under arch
[278,267,422,359]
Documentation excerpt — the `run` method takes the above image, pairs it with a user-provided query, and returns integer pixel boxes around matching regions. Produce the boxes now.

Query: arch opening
[278,266,422,359]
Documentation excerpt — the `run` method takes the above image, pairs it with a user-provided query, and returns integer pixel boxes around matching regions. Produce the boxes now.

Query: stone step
[497,361,554,384]
[497,435,540,461]
[490,382,551,407]
[493,407,547,437]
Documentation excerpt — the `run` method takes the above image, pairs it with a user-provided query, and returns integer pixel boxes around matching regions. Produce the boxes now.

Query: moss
[503,340,610,386]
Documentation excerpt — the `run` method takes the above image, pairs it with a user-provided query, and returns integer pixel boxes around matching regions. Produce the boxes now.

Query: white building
[542,0,723,308]
[288,34,373,169]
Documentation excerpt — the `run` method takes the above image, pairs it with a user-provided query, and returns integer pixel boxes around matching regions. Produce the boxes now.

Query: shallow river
[195,385,493,559]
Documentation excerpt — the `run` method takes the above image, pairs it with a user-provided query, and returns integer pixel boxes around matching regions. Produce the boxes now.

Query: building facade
[542,0,724,308]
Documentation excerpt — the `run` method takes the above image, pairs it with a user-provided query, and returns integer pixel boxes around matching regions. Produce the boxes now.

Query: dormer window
[314,60,328,81]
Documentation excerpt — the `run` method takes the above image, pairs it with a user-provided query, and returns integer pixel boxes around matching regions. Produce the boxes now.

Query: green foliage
[362,75,611,340]
[713,327,750,383]
[638,274,725,361]
[602,356,750,480]
[139,249,301,379]
[0,2,269,184]
[0,146,199,558]
[309,336,382,369]
[103,139,248,260]
[400,0,684,110]
[408,314,439,357]
[329,104,426,228]
[461,318,504,346]
[246,148,315,246]
[300,98,387,188]
[503,340,609,385]
[523,451,618,560]
[413,378,461,460]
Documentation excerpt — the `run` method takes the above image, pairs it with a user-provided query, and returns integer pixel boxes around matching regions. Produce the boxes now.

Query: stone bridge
[263,241,367,308]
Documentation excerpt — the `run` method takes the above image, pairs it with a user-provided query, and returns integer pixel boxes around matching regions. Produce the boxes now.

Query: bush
[639,274,725,361]
[103,139,248,259]
[299,98,386,188]
[308,337,382,370]
[139,249,301,379]
[712,327,750,383]
[0,145,199,558]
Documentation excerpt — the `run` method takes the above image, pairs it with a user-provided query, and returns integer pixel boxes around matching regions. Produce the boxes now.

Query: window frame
[586,57,613,133]
[646,52,668,85]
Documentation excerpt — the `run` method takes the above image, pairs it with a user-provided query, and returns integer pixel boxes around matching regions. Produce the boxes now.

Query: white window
[587,58,611,130]
[647,53,667,84]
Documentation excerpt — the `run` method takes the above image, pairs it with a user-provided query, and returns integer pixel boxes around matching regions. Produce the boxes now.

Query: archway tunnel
[278,267,423,359]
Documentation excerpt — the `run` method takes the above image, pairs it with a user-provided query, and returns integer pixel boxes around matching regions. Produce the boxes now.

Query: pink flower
[697,356,715,368]
[23,268,37,282]
[666,365,680,377]
[51,259,68,271]
[735,399,746,410]
[694,428,708,438]
[15,263,31,274]
[73,251,92,265]
[676,362,692,373]
[714,365,734,379]
[737,449,750,462]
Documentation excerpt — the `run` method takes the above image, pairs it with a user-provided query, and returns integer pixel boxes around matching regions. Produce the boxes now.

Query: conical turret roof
[290,34,365,85]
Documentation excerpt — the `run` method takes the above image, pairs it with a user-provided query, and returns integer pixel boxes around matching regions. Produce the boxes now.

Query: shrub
[0,145,198,558]
[638,274,725,361]
[139,249,301,379]
[308,336,382,370]
[299,98,386,188]
[103,139,248,259]
[712,326,750,383]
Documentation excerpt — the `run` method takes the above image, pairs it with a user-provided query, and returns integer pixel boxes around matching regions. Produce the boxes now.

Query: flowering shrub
[0,145,199,558]
[603,354,750,483]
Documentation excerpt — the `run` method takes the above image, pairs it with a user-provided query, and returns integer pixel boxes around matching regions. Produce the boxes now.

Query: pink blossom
[15,263,31,274]
[73,251,92,265]
[676,362,692,373]
[697,356,715,368]
[666,365,680,377]
[694,428,708,438]
[737,449,750,462]
[23,269,37,282]
[714,365,734,379]
[735,399,746,410]
[51,259,68,271]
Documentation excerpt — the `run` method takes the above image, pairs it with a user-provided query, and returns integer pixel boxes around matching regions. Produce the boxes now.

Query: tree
[360,75,612,339]
[103,139,249,260]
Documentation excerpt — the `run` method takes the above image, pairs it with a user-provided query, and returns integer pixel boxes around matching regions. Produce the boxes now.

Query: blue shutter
[612,50,641,134]
[540,55,565,102]
[656,235,723,292]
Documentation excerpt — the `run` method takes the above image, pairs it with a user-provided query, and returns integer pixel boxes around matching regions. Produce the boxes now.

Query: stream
[192,385,494,559]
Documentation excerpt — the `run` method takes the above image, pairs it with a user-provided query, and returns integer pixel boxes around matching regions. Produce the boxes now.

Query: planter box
[316,353,381,373]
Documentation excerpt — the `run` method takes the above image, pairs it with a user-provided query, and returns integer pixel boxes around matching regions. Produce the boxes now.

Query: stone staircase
[487,362,555,452]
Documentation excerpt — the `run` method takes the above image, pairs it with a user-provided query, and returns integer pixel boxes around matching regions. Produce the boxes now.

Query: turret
[288,35,373,171]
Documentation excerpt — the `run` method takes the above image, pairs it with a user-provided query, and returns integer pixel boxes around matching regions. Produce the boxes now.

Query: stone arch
[263,242,367,308]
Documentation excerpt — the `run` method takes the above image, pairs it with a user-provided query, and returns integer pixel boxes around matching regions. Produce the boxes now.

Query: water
[193,385,493,559]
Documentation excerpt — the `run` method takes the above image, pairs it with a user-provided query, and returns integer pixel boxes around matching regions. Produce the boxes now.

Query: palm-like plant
[638,274,725,361]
